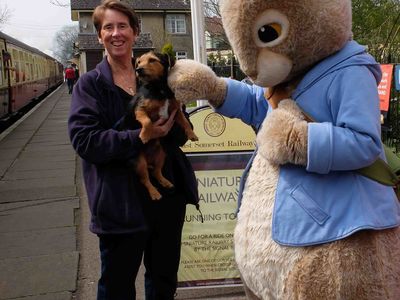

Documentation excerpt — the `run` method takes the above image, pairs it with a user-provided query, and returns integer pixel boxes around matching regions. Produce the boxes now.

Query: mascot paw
[168,59,227,107]
[257,99,308,166]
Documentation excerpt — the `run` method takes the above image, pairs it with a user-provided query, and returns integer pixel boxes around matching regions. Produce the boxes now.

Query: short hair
[92,0,139,37]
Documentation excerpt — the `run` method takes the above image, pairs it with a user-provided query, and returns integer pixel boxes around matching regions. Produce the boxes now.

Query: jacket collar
[94,56,115,91]
[95,56,137,91]
[293,41,380,99]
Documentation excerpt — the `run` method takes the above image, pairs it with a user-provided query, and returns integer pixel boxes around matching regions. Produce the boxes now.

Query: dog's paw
[159,177,174,189]
[149,187,162,201]
[139,128,152,144]
[187,130,199,141]
[257,99,308,166]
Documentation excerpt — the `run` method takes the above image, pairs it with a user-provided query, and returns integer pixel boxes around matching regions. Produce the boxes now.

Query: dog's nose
[136,67,144,76]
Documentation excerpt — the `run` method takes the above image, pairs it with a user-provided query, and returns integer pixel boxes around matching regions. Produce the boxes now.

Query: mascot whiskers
[168,0,400,299]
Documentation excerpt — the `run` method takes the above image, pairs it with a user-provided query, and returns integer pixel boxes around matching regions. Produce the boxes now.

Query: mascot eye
[253,9,289,48]
[258,23,282,43]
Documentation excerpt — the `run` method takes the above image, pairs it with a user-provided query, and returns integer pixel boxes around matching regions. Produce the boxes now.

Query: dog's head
[135,51,176,84]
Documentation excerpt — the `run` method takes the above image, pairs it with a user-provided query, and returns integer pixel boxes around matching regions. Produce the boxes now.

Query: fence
[210,64,246,81]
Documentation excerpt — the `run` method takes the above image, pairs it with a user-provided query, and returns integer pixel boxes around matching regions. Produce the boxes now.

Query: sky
[0,0,77,58]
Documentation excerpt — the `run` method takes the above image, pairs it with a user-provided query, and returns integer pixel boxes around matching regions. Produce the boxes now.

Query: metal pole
[190,0,208,106]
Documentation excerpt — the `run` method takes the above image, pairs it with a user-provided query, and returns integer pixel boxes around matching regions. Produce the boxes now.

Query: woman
[68,1,199,299]
[64,65,75,94]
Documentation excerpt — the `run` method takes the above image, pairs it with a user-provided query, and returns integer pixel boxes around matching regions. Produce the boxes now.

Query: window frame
[176,51,187,60]
[166,14,186,34]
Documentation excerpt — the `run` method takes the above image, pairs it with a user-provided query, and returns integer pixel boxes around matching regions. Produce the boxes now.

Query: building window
[166,15,186,34]
[205,31,212,49]
[138,16,142,32]
[176,51,187,60]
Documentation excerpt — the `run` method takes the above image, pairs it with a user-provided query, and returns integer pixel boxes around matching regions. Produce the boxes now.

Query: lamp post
[190,0,208,106]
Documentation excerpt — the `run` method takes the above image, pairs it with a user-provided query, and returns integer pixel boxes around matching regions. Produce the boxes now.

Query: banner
[378,64,394,111]
[178,106,256,288]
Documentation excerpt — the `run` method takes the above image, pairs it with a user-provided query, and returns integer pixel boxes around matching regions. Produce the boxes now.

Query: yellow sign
[178,169,242,287]
[182,106,256,153]
[178,106,257,288]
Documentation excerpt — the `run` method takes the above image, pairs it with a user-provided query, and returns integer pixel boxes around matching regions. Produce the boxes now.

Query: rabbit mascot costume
[168,0,400,299]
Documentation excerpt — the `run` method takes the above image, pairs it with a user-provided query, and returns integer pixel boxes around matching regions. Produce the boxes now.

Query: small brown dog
[116,51,198,200]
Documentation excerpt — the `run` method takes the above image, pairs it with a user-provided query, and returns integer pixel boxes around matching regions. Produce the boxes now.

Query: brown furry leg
[136,153,162,200]
[135,109,152,144]
[170,99,198,141]
[151,147,174,190]
[284,227,400,300]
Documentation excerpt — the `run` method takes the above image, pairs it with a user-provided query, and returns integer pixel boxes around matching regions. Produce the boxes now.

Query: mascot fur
[168,0,400,299]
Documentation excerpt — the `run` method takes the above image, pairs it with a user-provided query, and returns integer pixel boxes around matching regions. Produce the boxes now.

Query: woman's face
[98,9,137,60]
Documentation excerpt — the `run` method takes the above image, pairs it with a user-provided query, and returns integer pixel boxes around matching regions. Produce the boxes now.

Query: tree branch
[50,0,69,7]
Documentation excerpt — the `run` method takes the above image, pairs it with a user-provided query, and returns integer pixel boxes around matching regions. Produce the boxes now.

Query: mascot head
[220,0,352,87]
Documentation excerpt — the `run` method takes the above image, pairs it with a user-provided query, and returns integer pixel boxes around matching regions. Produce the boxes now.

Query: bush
[161,43,175,59]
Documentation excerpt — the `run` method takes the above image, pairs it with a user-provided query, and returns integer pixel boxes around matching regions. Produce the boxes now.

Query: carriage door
[0,39,9,118]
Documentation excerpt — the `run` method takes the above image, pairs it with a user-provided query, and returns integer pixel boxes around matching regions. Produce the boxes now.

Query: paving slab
[13,292,71,300]
[0,186,76,203]
[0,251,79,299]
[4,168,75,180]
[0,148,21,160]
[0,198,65,211]
[21,149,75,160]
[7,160,74,171]
[0,138,29,149]
[0,198,79,232]
[29,137,70,145]
[0,227,76,259]
[23,144,74,153]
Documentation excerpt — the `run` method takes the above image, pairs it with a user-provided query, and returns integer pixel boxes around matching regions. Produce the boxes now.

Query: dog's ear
[167,55,176,68]
[159,53,176,69]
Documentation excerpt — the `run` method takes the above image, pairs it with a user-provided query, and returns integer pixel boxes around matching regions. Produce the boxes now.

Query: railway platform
[0,83,245,300]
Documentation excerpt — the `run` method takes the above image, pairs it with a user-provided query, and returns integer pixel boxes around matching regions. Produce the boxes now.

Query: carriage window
[25,62,30,81]
[18,51,25,82]
[0,49,4,86]
[14,61,20,82]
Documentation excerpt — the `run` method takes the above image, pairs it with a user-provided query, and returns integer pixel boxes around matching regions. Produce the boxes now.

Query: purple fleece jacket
[68,57,199,234]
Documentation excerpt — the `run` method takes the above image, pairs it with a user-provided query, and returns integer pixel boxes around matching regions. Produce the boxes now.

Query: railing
[383,89,400,153]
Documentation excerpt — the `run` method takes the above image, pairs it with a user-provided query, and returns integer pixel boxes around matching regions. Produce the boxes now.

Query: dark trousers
[97,193,186,300]
[97,232,146,300]
[67,79,74,94]
[143,193,186,300]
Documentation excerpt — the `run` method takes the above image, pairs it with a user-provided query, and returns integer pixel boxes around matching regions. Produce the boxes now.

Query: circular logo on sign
[204,112,226,137]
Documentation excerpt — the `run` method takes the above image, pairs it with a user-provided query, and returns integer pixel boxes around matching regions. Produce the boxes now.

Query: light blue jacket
[216,41,400,246]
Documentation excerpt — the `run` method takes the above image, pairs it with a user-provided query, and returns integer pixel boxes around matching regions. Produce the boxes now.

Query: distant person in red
[65,65,76,94]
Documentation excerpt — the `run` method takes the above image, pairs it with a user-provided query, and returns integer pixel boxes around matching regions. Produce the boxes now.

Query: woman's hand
[139,109,178,143]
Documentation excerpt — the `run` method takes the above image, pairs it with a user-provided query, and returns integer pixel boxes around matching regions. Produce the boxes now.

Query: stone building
[70,0,193,73]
